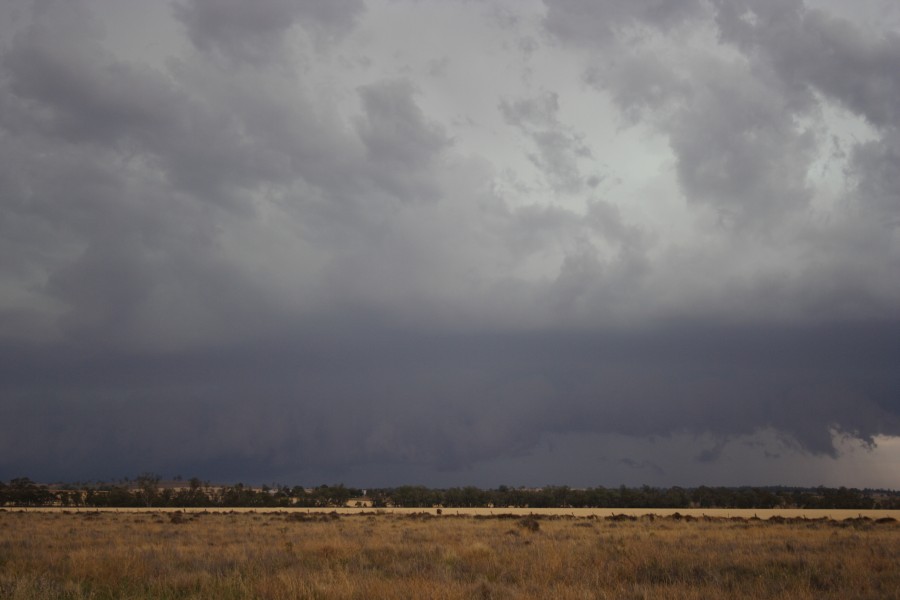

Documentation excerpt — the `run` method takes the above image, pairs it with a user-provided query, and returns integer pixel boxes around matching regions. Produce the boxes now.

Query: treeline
[0,476,361,509]
[2,476,899,510]
[378,484,900,510]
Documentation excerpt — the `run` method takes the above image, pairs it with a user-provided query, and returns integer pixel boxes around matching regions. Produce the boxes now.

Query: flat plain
[1,509,898,599]
[11,506,900,519]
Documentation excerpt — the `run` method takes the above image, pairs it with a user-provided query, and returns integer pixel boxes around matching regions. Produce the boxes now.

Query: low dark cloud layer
[1,0,899,486]
[3,321,898,484]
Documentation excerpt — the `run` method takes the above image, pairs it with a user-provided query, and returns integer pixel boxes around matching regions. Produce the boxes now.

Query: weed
[517,516,540,532]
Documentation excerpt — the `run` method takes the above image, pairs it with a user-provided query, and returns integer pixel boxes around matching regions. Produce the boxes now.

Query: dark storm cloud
[1,0,899,486]
[2,321,898,482]
[172,0,365,64]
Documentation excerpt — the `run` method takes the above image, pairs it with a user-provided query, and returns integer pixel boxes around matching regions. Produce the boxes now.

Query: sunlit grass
[0,510,897,599]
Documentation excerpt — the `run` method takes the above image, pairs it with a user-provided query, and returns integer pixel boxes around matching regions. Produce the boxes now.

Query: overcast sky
[1,0,899,489]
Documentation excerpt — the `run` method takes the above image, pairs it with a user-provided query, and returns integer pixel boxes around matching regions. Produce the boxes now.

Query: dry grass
[0,510,897,599]
[14,507,900,520]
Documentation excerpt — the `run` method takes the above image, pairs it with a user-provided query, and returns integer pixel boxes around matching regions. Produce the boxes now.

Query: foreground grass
[0,510,897,599]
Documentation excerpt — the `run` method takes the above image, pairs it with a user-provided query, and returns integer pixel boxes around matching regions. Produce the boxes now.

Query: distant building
[345,497,374,508]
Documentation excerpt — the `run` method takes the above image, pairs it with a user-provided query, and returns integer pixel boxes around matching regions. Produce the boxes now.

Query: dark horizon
[4,475,899,512]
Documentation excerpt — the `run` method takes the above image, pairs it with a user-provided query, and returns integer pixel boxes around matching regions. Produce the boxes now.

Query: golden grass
[0,510,897,599]
[13,506,900,519]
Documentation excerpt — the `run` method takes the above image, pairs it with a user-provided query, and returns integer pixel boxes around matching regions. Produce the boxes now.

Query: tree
[135,473,161,507]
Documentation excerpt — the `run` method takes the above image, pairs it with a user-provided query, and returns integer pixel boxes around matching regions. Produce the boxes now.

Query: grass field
[1,509,898,599]
[11,506,900,520]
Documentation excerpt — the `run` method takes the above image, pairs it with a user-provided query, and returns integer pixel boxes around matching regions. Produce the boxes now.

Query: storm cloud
[1,0,899,488]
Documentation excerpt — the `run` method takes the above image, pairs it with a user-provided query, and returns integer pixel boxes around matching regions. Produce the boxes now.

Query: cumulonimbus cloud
[0,0,899,486]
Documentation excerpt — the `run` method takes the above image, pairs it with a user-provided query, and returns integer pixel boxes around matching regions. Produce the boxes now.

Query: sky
[1,0,899,489]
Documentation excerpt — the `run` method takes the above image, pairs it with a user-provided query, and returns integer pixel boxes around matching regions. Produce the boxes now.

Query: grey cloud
[0,2,467,352]
[499,92,561,129]
[583,47,818,231]
[425,56,450,78]
[619,458,665,476]
[714,0,900,128]
[585,200,646,250]
[706,0,900,282]
[549,0,900,233]
[355,79,450,203]
[590,10,900,379]
[498,198,650,302]
[527,130,593,195]
[542,3,822,231]
[357,80,449,168]
[543,0,706,46]
[500,92,595,194]
[2,7,292,205]
[709,1,900,229]
[666,61,818,230]
[589,50,689,122]
[1,3,177,144]
[2,0,899,487]
[172,0,365,64]
[849,131,900,225]
[0,1,363,350]
[504,203,580,255]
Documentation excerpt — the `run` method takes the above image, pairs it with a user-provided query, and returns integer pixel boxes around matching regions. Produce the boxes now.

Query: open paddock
[1,509,897,599]
[6,506,900,521]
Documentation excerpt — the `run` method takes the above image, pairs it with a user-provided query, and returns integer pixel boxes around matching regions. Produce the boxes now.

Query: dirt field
[1,510,897,599]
